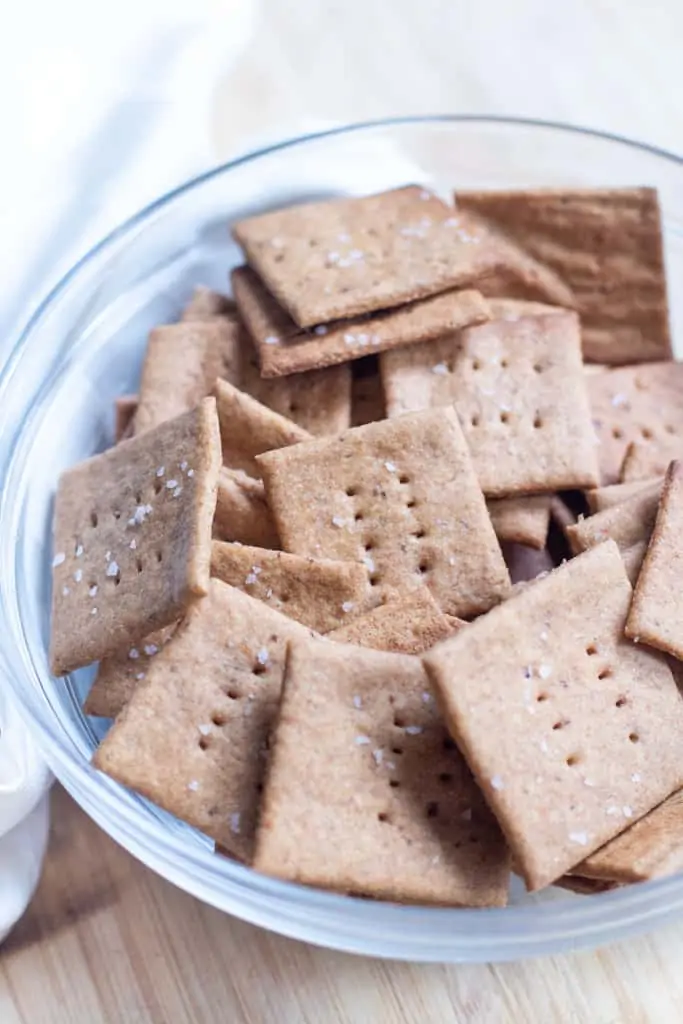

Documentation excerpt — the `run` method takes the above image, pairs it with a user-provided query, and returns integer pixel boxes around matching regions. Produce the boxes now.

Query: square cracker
[93,580,316,862]
[328,587,464,655]
[232,185,519,327]
[626,461,683,656]
[456,187,671,364]
[83,624,176,719]
[619,439,681,484]
[381,312,599,496]
[575,789,683,883]
[257,408,510,618]
[213,467,279,549]
[587,362,683,485]
[586,478,661,514]
[50,398,221,676]
[134,322,238,435]
[213,377,311,477]
[424,540,683,891]
[181,286,237,322]
[254,635,510,905]
[487,496,551,550]
[211,540,372,633]
[231,264,490,377]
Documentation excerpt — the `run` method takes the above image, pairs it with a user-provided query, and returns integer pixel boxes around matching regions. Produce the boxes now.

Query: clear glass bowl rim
[2,114,683,963]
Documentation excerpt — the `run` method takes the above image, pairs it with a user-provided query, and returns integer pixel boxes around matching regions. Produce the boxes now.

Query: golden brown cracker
[586,478,661,514]
[425,541,683,891]
[566,479,662,568]
[619,438,681,484]
[328,588,464,654]
[83,624,176,719]
[50,399,220,676]
[488,496,551,549]
[257,408,510,618]
[254,635,510,905]
[213,467,280,549]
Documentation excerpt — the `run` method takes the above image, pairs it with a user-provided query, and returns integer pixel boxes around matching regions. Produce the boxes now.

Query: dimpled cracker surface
[487,496,551,549]
[254,636,510,905]
[212,468,280,549]
[587,361,683,485]
[50,399,221,676]
[424,541,683,891]
[626,461,683,657]
[213,377,311,477]
[328,587,464,655]
[211,540,372,633]
[381,312,599,496]
[93,580,316,862]
[576,789,683,883]
[456,188,671,364]
[232,186,511,327]
[231,263,490,376]
[257,408,510,618]
[134,322,238,435]
[83,624,177,719]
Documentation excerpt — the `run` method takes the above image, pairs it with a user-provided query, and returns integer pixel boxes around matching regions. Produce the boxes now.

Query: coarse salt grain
[166,479,179,489]
[606,805,620,815]
[52,552,66,567]
[75,544,84,558]
[172,486,183,498]
[431,362,448,375]
[61,585,70,596]
[89,585,98,597]
[314,325,328,335]
[106,561,119,577]
[384,460,397,472]
[405,725,423,735]
[256,647,269,666]
[611,393,629,408]
[538,664,552,679]
[331,515,346,528]
[73,569,83,583]
[352,695,362,709]
[264,335,280,345]
[569,831,589,846]
[244,572,258,585]
[180,460,188,472]
[91,607,98,615]
[187,469,194,477]
[156,466,165,478]
[341,601,354,613]
[490,775,504,791]
[623,806,633,818]
[372,749,383,766]
[265,588,273,599]
[631,773,641,783]
[130,539,137,550]
[355,735,370,745]
[448,556,456,566]
[363,554,375,573]
[198,724,212,736]
[128,505,153,526]
[230,813,241,834]
[144,644,159,657]
[421,691,432,704]
[135,672,145,681]
[129,648,140,660]
[187,780,200,792]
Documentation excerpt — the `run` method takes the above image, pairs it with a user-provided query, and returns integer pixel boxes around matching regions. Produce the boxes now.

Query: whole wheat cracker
[115,395,138,443]
[50,399,221,676]
[211,540,372,633]
[231,263,490,377]
[134,321,238,435]
[93,579,317,862]
[328,587,464,655]
[254,635,510,905]
[381,312,599,497]
[424,540,683,891]
[456,187,671,364]
[232,186,528,328]
[257,408,510,618]
[586,478,661,514]
[625,461,683,657]
[181,286,237,322]
[575,789,683,883]
[351,357,386,426]
[83,624,176,719]
[213,377,311,477]
[213,467,279,549]
[587,361,683,485]
[619,438,682,484]
[487,496,551,549]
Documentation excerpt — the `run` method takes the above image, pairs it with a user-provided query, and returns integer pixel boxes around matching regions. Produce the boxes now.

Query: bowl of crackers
[3,116,683,962]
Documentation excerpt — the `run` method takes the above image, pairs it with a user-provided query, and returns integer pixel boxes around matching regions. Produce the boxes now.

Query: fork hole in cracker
[112,509,121,520]
[598,667,613,680]
[211,712,226,727]
[665,424,676,435]
[135,492,143,504]
[413,528,426,539]
[224,688,240,700]
[418,560,430,575]
[393,712,407,728]
[345,486,358,497]
[438,773,453,784]
[442,736,456,752]
[398,473,410,484]
[354,512,364,522]
[565,754,580,767]
[252,662,267,676]
[615,696,628,708]
[90,511,98,528]
[500,411,510,425]
[153,478,163,494]
[536,692,549,703]
[612,426,624,440]
[640,426,654,440]
[533,415,543,429]
[391,745,404,756]
[586,644,598,656]
[377,812,391,824]
[363,540,374,551]
[155,550,162,564]
[472,359,481,371]
[533,362,543,374]
[198,736,211,751]
[470,414,480,428]
[406,498,417,509]
[136,558,143,574]
[629,731,640,743]
[552,719,568,731]
[389,779,400,788]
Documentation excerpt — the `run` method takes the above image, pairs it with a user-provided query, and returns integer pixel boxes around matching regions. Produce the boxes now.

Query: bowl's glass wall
[2,119,683,962]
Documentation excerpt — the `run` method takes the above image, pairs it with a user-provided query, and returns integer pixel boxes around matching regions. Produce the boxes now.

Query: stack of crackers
[49,184,683,906]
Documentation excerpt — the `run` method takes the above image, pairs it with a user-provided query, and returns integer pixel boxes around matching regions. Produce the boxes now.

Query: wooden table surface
[7,2,683,1021]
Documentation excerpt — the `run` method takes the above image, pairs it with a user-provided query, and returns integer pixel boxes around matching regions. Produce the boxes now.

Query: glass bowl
[2,116,683,964]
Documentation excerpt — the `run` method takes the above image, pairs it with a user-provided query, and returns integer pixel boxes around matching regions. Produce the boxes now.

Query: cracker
[213,467,279,549]
[50,399,221,676]
[619,439,681,483]
[575,789,683,883]
[566,479,662,573]
[328,588,464,654]
[115,395,138,443]
[257,408,510,618]
[231,263,490,377]
[586,362,683,485]
[487,496,551,549]
[83,624,176,719]
[93,580,316,861]
[254,635,510,905]
[211,540,372,633]
[586,478,661,514]
[456,188,671,364]
[486,298,568,321]
[181,286,237,321]
[626,461,683,656]
[424,541,683,891]
[134,321,238,435]
[502,543,554,586]
[232,186,521,328]
[213,377,311,477]
[381,312,599,497]
[351,357,386,426]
